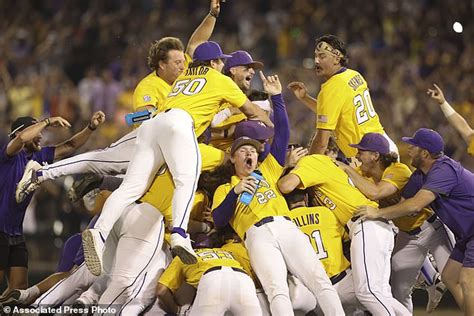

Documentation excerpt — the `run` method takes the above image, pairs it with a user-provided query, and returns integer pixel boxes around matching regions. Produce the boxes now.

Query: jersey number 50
[169,78,207,97]
[353,89,377,125]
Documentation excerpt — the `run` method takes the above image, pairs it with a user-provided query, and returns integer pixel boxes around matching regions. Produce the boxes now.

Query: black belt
[406,214,437,236]
[254,216,291,228]
[203,266,247,276]
[330,270,347,285]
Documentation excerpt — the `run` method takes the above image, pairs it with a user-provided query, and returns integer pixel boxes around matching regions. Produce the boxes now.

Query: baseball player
[278,154,410,316]
[212,72,344,316]
[1,112,104,295]
[15,0,222,202]
[284,189,366,313]
[157,241,262,316]
[287,34,397,160]
[338,132,455,312]
[82,40,272,276]
[427,83,474,156]
[355,128,474,315]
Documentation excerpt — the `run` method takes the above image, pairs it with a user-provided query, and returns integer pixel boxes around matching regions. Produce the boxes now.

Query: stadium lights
[453,21,463,33]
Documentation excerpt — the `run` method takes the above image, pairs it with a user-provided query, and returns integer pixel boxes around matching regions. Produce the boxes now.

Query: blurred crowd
[0,0,472,273]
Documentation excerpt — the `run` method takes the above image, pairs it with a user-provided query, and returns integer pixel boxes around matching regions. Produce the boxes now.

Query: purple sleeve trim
[212,189,238,228]
[269,94,290,166]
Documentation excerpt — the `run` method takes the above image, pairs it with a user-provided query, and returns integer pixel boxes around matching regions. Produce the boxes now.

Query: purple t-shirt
[403,156,474,239]
[0,144,55,237]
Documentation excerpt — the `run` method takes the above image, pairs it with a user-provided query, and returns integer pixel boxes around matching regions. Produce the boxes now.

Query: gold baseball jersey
[316,68,384,158]
[289,206,350,277]
[158,247,246,291]
[164,66,247,137]
[140,143,224,223]
[376,162,433,232]
[212,154,290,239]
[290,154,378,226]
[468,136,474,156]
[133,53,192,112]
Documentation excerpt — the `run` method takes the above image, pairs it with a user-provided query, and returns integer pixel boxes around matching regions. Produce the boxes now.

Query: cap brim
[249,61,264,70]
[401,137,417,147]
[219,54,233,59]
[231,138,263,155]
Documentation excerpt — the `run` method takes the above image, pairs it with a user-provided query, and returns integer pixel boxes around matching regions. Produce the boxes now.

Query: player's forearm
[54,125,95,159]
[300,95,317,113]
[186,14,217,56]
[344,168,381,200]
[156,284,180,314]
[269,94,290,165]
[212,189,238,228]
[309,136,328,155]
[378,199,423,220]
[445,111,474,143]
[211,108,232,127]
[6,120,49,156]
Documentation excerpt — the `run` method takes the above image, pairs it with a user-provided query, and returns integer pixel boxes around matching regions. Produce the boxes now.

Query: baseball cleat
[82,229,105,276]
[426,274,447,313]
[0,289,21,305]
[170,233,198,264]
[16,160,42,203]
[68,174,103,202]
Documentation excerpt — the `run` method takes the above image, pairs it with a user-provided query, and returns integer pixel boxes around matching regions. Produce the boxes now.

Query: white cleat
[0,289,21,305]
[82,229,104,276]
[170,233,198,264]
[16,160,42,203]
[426,274,447,313]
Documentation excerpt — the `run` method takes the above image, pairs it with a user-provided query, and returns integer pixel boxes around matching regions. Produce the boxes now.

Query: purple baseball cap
[234,120,274,141]
[230,136,263,155]
[401,128,444,153]
[349,133,390,154]
[193,41,232,62]
[223,50,264,73]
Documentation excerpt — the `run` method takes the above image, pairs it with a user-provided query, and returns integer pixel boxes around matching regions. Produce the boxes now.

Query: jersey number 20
[169,78,207,97]
[353,89,376,125]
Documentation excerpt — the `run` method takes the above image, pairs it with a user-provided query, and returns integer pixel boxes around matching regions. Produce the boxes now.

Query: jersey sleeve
[316,81,344,130]
[132,80,158,111]
[290,155,327,189]
[219,76,247,108]
[158,258,185,293]
[199,143,225,172]
[422,162,458,197]
[381,163,411,191]
[211,184,231,211]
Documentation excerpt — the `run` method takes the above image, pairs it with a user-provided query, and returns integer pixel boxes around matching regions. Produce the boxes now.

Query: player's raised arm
[427,83,474,144]
[287,81,317,113]
[186,0,221,57]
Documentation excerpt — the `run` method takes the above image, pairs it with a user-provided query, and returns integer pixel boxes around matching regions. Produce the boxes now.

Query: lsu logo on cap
[143,95,152,102]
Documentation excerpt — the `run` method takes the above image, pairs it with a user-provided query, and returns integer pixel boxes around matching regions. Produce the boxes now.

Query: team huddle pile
[1,1,474,315]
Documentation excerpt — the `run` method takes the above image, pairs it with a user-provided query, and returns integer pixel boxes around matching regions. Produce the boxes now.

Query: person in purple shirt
[0,111,105,295]
[355,128,474,315]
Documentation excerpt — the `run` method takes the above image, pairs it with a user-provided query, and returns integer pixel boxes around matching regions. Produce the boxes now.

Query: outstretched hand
[287,81,308,100]
[90,111,106,129]
[48,117,72,128]
[259,71,282,96]
[427,83,446,105]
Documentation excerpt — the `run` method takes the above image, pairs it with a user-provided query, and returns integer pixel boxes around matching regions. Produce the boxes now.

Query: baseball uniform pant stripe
[175,123,201,229]
[106,136,136,148]
[361,220,392,315]
[103,221,164,309]
[119,271,148,314]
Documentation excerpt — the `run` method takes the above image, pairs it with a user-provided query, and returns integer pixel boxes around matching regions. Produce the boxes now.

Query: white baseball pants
[348,218,410,316]
[98,202,165,313]
[95,108,201,239]
[244,217,344,316]
[33,263,97,306]
[391,218,455,312]
[40,129,137,180]
[189,266,262,316]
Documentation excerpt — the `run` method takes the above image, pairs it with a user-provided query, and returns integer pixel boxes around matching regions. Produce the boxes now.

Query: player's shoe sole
[16,160,42,203]
[82,229,104,276]
[426,275,447,313]
[0,289,20,304]
[170,233,198,265]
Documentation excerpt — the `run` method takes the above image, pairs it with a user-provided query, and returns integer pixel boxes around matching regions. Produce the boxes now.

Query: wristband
[209,10,218,18]
[440,101,455,117]
[88,123,97,131]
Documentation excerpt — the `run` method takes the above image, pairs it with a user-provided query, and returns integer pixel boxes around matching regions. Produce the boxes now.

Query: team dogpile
[1,1,473,315]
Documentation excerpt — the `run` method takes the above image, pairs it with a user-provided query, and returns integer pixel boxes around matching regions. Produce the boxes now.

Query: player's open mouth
[245,158,253,168]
